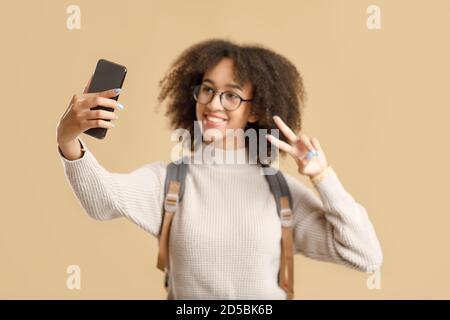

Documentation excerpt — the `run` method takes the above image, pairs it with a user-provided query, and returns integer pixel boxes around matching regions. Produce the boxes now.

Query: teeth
[207,116,226,123]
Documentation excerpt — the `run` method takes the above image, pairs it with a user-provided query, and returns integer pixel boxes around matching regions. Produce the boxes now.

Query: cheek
[228,108,251,129]
[195,103,205,120]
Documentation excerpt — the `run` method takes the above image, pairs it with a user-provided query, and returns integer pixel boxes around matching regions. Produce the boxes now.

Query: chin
[203,127,226,142]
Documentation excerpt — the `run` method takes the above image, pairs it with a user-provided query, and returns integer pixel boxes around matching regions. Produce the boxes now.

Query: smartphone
[84,59,127,139]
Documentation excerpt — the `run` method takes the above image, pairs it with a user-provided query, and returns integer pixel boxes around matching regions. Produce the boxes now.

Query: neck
[204,135,246,150]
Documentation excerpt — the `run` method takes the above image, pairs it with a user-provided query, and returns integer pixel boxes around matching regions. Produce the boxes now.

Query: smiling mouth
[205,115,227,123]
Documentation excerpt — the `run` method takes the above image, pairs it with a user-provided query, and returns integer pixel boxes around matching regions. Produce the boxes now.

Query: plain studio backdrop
[0,0,449,299]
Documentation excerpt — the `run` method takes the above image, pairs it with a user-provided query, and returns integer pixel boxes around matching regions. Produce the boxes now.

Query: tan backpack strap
[156,180,180,272]
[279,196,294,300]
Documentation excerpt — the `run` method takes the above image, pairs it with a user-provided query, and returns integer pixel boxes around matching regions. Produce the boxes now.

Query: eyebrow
[202,78,243,91]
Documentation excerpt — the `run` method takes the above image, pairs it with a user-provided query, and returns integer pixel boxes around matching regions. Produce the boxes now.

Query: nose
[206,92,224,112]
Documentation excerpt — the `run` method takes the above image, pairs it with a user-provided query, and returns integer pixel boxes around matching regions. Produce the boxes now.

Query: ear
[247,108,258,123]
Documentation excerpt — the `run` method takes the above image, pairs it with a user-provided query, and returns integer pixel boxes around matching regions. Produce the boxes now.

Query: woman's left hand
[267,115,329,178]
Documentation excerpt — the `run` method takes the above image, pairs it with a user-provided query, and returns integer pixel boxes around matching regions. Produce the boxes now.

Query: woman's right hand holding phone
[56,77,124,160]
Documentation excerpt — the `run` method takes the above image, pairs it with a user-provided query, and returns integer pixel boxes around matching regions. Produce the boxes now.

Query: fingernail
[114,88,121,94]
[117,103,124,110]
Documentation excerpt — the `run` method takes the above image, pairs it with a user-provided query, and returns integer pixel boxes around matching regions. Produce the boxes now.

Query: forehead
[203,58,235,80]
[202,58,251,92]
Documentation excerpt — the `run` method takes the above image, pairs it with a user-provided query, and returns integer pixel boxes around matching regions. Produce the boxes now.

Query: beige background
[1,0,449,299]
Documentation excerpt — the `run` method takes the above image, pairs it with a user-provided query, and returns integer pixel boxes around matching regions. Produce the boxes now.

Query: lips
[205,113,227,120]
[203,113,228,128]
[206,115,226,123]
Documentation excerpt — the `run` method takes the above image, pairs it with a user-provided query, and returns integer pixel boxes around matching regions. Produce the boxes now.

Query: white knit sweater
[58,138,382,300]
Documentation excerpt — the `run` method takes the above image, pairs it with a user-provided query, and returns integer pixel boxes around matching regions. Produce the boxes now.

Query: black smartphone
[84,59,127,139]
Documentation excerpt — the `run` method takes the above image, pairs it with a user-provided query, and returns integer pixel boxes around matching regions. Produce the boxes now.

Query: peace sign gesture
[267,115,329,178]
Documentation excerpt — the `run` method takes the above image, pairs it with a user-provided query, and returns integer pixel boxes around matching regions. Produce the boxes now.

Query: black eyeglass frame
[192,84,253,111]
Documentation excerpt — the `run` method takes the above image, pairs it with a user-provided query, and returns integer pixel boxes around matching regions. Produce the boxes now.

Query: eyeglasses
[192,84,253,111]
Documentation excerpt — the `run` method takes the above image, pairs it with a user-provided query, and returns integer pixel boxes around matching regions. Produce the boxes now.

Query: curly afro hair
[157,38,306,164]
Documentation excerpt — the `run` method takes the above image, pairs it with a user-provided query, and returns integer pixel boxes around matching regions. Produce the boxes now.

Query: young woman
[56,39,382,300]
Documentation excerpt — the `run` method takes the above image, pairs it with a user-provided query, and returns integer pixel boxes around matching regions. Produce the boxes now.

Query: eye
[223,92,240,100]
[201,85,214,94]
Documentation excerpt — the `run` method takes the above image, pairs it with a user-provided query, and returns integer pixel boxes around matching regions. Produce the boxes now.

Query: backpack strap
[157,160,295,300]
[262,166,295,300]
[156,159,188,290]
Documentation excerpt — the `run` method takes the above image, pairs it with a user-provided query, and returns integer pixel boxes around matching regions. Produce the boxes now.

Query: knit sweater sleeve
[283,169,383,272]
[58,138,165,238]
